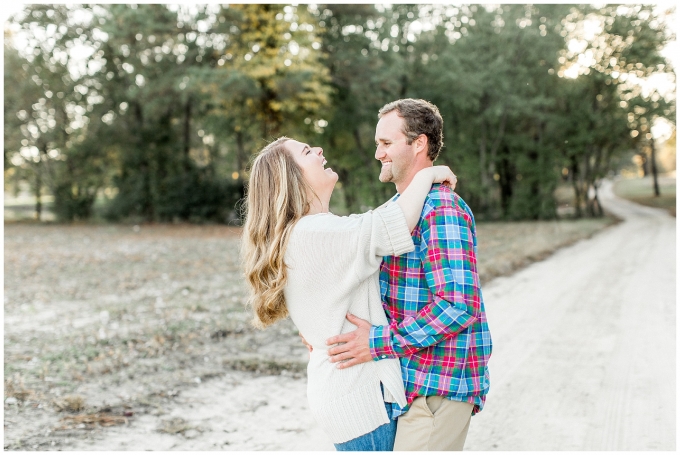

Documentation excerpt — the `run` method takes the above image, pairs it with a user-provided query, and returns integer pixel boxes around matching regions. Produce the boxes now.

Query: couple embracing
[242,99,492,451]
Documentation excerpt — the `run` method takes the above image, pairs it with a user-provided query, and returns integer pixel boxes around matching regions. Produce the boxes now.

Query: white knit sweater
[283,202,413,444]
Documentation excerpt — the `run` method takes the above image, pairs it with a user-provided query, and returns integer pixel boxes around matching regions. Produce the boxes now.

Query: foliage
[4,4,676,222]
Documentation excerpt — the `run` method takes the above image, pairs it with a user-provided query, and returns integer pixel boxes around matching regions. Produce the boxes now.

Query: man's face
[374,111,416,187]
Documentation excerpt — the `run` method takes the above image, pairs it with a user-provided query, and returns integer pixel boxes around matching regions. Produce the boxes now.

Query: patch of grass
[157,417,196,435]
[42,352,68,363]
[81,346,101,362]
[3,219,617,447]
[4,379,36,402]
[56,412,129,430]
[613,175,676,216]
[224,357,307,376]
[165,320,195,336]
[53,395,86,413]
[476,216,618,283]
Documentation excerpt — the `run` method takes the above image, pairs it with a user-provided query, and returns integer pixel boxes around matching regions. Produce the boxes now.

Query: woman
[241,137,456,450]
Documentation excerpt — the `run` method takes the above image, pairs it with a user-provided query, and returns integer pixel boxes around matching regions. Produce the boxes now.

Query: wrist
[412,169,432,187]
[369,325,397,360]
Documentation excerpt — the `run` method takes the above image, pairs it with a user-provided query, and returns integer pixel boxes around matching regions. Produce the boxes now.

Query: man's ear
[414,134,428,156]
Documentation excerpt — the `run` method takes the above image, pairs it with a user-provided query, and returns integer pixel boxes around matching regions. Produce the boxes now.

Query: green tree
[4,5,108,221]
[557,4,675,215]
[416,4,570,219]
[5,3,674,223]
[311,5,397,211]
[198,4,332,177]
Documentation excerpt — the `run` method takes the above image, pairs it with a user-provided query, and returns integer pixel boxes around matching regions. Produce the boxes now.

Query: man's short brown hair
[378,99,444,161]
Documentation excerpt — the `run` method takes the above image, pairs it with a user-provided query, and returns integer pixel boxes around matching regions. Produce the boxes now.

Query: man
[325,99,492,451]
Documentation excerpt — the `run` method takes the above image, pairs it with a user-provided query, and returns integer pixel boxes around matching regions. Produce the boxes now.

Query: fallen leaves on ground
[55,412,129,430]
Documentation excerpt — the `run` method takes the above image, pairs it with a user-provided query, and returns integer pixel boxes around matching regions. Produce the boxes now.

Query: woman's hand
[299,332,313,355]
[421,165,457,190]
[397,164,458,232]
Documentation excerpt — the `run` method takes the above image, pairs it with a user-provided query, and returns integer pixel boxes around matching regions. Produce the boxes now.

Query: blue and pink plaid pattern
[369,184,492,417]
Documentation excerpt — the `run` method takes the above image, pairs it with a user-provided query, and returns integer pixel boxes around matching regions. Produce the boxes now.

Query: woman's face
[285,139,338,195]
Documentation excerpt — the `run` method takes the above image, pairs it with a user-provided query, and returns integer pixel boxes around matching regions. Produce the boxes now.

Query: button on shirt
[369,184,492,418]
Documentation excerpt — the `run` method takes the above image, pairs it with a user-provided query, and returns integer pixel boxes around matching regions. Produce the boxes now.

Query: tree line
[4,4,675,222]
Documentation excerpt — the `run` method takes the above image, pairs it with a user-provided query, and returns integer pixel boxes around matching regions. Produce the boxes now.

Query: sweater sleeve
[351,202,414,283]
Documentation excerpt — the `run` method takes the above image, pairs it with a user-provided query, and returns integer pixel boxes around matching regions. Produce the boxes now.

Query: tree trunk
[650,140,661,196]
[331,132,356,211]
[353,127,373,170]
[35,168,42,221]
[592,181,603,217]
[640,151,649,176]
[584,153,595,217]
[183,96,192,171]
[498,145,515,218]
[570,157,582,218]
[479,120,489,189]
[38,140,54,192]
[133,101,143,128]
[235,130,245,174]
[399,73,408,99]
[336,167,356,211]
[141,161,153,221]
[586,146,603,216]
[261,85,279,139]
[528,148,540,220]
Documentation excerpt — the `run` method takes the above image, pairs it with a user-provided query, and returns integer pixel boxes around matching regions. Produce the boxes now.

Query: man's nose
[375,146,384,160]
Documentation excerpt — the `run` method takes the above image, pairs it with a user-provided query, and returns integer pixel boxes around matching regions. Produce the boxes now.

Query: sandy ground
[73,179,675,451]
[4,179,674,450]
[62,372,334,451]
[466,179,676,450]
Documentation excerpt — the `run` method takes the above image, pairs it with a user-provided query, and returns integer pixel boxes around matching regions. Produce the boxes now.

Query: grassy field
[613,174,676,216]
[3,218,614,449]
[475,218,618,283]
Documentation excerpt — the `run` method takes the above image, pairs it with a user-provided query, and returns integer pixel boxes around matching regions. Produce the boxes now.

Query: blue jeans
[334,401,397,451]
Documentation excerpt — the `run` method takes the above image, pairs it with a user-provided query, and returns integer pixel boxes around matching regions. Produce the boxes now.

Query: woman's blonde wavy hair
[241,137,314,329]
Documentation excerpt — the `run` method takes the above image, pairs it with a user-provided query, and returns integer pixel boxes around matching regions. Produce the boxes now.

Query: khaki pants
[394,396,473,451]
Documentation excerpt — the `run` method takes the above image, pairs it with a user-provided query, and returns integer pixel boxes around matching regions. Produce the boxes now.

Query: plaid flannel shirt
[369,184,492,418]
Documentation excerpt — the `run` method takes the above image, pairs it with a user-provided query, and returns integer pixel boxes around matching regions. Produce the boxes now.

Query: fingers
[327,343,350,357]
[299,333,313,352]
[335,358,360,369]
[431,166,456,186]
[326,314,369,345]
[326,332,352,346]
[345,313,371,327]
[333,351,373,368]
[433,165,456,190]
[328,350,355,364]
[327,342,373,367]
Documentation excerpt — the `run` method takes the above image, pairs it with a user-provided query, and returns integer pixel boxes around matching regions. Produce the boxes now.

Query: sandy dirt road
[466,179,676,450]
[57,180,675,450]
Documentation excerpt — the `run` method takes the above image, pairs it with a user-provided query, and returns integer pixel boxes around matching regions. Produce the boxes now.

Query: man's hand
[326,313,373,369]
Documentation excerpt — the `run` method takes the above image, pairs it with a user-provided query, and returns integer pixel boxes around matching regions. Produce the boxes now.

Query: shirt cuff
[369,325,398,361]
